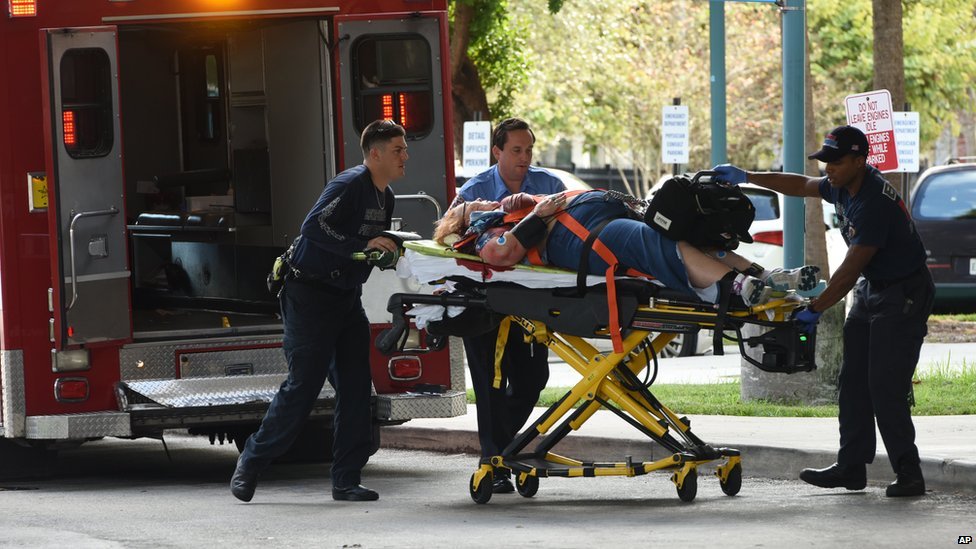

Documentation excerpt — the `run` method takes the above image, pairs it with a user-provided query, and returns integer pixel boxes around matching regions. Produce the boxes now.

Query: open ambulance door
[42,27,131,351]
[334,12,451,232]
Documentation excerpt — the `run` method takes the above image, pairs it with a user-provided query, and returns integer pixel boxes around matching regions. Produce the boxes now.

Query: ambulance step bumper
[26,412,131,439]
[117,374,331,409]
[378,390,467,421]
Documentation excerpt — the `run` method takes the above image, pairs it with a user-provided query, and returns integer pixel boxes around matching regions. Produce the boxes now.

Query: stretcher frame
[380,244,816,504]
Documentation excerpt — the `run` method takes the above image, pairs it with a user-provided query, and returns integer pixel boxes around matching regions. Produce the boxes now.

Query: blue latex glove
[794,306,823,334]
[713,164,748,185]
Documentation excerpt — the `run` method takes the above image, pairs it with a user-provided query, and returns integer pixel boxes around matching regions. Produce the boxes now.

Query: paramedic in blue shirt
[231,119,406,503]
[452,118,566,493]
[714,125,934,498]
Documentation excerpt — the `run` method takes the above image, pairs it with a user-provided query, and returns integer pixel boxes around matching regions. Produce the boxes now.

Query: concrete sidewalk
[384,406,976,496]
[384,341,976,496]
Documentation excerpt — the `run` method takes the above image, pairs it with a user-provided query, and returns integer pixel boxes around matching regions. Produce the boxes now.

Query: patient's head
[434,199,500,244]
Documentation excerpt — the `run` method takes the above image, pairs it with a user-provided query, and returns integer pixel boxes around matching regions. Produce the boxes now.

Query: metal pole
[902,101,911,205]
[710,0,727,167]
[673,97,681,176]
[782,0,806,269]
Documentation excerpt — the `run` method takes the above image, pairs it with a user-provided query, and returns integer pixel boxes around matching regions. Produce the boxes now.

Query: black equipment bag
[645,170,756,251]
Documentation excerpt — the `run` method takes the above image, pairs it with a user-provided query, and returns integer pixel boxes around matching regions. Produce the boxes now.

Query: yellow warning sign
[28,172,47,212]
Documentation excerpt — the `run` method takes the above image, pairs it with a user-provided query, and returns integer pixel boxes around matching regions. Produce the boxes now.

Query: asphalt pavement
[383,341,976,496]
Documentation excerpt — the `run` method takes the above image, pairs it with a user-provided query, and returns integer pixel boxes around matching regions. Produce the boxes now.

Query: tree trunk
[742,7,842,404]
[872,0,906,110]
[958,93,976,158]
[450,2,491,164]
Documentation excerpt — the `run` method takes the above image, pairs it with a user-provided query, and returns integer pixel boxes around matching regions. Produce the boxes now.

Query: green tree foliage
[808,0,976,147]
[508,1,782,195]
[499,0,975,181]
[451,0,528,118]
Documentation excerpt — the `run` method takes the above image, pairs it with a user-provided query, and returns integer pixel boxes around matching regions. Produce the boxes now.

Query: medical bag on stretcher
[644,170,756,251]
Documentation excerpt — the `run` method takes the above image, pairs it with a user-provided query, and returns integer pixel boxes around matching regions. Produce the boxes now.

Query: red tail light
[55,378,89,402]
[752,230,783,246]
[62,110,77,147]
[379,93,413,129]
[8,0,36,17]
[398,93,408,128]
[388,356,422,381]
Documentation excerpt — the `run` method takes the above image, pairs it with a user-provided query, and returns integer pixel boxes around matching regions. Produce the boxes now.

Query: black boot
[230,454,258,502]
[799,462,867,490]
[886,460,925,497]
[492,468,514,494]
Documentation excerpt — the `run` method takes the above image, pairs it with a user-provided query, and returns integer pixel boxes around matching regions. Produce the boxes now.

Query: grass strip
[466,365,976,417]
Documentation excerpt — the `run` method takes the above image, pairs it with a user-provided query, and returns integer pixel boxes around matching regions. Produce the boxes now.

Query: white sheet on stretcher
[396,244,663,329]
[397,247,657,289]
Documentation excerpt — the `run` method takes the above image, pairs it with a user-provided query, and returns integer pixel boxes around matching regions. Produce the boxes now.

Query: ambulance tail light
[378,93,426,133]
[752,230,783,247]
[8,0,36,17]
[398,93,408,128]
[388,356,422,381]
[54,377,89,403]
[62,110,77,148]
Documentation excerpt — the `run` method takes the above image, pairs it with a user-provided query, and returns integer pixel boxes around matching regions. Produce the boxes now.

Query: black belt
[867,266,926,290]
[286,269,347,294]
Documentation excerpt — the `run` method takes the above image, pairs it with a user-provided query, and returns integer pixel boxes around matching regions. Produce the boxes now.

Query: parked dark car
[910,159,976,309]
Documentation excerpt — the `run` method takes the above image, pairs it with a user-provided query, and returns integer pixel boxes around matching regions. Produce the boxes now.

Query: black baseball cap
[808,125,869,162]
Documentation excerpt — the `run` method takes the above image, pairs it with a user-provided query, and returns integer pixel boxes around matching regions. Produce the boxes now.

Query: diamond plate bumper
[377,390,467,421]
[26,412,131,439]
[116,374,334,409]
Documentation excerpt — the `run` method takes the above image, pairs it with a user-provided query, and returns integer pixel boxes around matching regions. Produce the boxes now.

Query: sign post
[891,111,920,173]
[461,121,491,178]
[661,104,689,172]
[844,89,899,171]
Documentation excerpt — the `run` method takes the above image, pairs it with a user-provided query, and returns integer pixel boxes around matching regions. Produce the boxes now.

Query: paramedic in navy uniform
[231,119,407,503]
[452,118,566,493]
[714,125,934,497]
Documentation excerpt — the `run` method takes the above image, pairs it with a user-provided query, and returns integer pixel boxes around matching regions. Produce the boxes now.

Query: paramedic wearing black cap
[231,119,407,503]
[713,125,934,497]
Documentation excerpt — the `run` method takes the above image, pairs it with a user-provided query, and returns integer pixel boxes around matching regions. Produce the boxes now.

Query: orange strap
[548,210,645,353]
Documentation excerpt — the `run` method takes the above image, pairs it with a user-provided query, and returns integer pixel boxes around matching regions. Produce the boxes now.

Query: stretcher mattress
[399,240,663,290]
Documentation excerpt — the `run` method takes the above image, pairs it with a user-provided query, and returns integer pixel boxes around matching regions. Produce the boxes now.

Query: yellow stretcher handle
[492,317,513,389]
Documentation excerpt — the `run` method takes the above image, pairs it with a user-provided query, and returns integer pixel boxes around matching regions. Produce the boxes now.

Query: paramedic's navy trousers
[240,279,373,487]
[464,327,550,458]
[837,269,934,473]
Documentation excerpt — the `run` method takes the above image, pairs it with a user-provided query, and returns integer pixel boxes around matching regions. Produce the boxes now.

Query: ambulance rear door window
[352,35,433,138]
[60,48,114,158]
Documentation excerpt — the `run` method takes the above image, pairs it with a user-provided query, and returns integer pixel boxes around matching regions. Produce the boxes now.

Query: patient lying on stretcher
[433,190,819,306]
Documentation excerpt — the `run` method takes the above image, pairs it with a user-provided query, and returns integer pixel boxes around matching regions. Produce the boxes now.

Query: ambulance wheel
[516,474,539,498]
[676,470,698,502]
[720,464,742,496]
[470,471,494,504]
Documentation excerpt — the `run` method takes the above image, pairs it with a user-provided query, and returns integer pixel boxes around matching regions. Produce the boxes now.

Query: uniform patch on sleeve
[882,182,898,201]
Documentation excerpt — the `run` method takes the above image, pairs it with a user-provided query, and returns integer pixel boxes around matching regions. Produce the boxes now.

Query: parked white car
[734,183,848,275]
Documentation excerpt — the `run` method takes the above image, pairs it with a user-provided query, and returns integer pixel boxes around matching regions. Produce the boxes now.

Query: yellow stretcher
[378,241,816,504]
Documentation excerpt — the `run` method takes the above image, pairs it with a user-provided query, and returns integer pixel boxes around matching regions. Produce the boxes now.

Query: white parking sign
[892,112,920,173]
[462,121,492,177]
[661,105,689,164]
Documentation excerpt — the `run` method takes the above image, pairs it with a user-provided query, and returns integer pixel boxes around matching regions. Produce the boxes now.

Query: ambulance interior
[117,19,334,340]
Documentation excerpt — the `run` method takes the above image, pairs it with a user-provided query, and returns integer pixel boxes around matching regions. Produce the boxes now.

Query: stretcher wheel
[720,463,742,496]
[515,474,539,498]
[469,471,493,504]
[676,470,698,502]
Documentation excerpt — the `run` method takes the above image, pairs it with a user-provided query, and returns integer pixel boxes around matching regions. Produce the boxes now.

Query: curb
[382,427,976,496]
